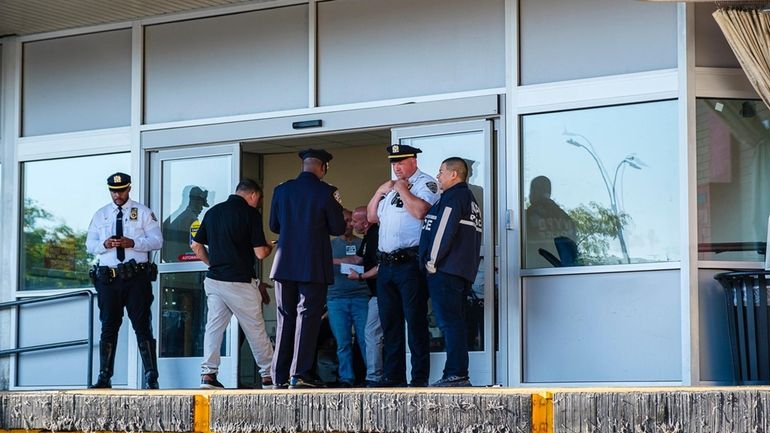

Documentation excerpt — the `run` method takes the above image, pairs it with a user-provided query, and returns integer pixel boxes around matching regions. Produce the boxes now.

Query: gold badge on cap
[113,175,122,183]
[392,144,400,153]
[130,208,138,220]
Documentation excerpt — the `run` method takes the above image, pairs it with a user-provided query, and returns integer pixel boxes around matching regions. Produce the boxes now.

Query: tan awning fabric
[713,8,770,109]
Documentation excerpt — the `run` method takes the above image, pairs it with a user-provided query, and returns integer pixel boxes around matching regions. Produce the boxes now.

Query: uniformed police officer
[366,144,440,387]
[269,149,346,389]
[418,157,482,387]
[85,172,163,389]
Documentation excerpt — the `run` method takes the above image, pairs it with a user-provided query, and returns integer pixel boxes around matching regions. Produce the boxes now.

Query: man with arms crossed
[366,144,440,387]
[418,157,482,387]
[191,179,274,389]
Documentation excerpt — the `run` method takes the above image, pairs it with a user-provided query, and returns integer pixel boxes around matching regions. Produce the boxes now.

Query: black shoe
[288,376,325,389]
[138,339,160,389]
[89,373,112,389]
[408,380,428,388]
[370,378,407,388]
[336,380,354,388]
[430,375,472,387]
[272,382,289,390]
[200,373,225,389]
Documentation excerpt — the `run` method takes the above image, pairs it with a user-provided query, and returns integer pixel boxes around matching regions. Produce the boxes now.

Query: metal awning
[0,0,261,38]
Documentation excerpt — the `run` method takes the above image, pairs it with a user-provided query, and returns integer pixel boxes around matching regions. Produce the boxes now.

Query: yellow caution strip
[531,391,553,433]
[193,394,211,433]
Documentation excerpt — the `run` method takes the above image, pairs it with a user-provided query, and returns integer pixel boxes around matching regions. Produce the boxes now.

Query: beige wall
[254,144,389,326]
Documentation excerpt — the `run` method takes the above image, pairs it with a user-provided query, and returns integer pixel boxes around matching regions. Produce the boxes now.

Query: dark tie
[116,206,125,262]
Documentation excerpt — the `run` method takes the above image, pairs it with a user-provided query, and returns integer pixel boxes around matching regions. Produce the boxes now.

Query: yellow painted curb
[531,391,553,433]
[193,394,211,433]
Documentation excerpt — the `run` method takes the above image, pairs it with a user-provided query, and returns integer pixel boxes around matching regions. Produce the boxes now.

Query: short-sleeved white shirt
[377,169,440,253]
[86,198,163,267]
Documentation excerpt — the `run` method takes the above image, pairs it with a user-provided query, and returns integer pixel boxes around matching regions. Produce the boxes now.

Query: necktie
[116,206,125,262]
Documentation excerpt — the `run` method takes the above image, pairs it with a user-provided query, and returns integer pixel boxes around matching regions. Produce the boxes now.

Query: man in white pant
[191,179,274,389]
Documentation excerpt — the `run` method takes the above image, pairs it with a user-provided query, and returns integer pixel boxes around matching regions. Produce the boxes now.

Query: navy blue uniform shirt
[418,182,482,282]
[269,171,346,284]
[193,194,268,283]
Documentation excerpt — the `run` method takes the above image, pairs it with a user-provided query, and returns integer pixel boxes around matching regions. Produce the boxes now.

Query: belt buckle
[109,268,117,278]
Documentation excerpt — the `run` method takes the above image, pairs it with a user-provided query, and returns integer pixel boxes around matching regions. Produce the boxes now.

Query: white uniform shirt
[86,198,163,267]
[377,169,440,253]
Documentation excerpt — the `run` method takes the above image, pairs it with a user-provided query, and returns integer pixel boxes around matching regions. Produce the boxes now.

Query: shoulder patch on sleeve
[426,181,438,194]
[333,189,343,205]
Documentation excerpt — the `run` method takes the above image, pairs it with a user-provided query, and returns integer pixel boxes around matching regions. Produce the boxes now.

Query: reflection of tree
[23,198,92,290]
[567,201,631,265]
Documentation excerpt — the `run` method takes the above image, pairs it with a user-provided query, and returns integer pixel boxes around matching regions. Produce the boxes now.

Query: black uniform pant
[95,273,155,345]
[377,259,430,385]
[272,280,327,386]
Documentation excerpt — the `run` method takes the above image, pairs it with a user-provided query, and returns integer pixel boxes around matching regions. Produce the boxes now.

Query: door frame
[392,119,497,385]
[147,142,240,389]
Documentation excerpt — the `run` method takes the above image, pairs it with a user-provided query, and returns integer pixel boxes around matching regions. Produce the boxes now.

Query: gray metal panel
[22,30,131,136]
[144,6,309,124]
[523,270,682,383]
[698,268,735,382]
[519,0,677,85]
[141,95,500,149]
[317,0,505,106]
[694,4,740,68]
[15,296,128,387]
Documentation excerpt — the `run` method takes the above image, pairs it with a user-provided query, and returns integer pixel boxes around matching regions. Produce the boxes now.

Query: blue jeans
[427,271,470,378]
[327,296,369,384]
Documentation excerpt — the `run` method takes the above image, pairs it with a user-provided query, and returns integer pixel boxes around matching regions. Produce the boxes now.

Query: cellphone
[111,235,120,239]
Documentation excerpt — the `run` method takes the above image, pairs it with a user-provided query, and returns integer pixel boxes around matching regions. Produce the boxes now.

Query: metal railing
[0,290,96,387]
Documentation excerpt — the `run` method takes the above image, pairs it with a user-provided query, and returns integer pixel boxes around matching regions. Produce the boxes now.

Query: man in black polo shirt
[191,179,274,389]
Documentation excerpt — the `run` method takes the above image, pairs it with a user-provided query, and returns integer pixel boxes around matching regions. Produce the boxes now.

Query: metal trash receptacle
[714,270,770,385]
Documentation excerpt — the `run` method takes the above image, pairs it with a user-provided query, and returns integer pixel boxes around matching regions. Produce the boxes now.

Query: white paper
[340,263,364,275]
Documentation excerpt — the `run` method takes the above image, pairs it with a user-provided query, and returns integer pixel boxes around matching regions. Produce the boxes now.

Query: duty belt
[376,247,418,265]
[90,259,154,284]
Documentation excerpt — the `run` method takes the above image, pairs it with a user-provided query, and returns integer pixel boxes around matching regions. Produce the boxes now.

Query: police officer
[418,157,482,387]
[269,149,346,389]
[86,172,163,389]
[366,144,440,387]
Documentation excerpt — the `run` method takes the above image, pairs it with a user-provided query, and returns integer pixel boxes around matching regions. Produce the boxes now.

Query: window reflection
[160,271,226,357]
[160,155,231,263]
[522,101,680,268]
[697,99,770,262]
[21,153,130,290]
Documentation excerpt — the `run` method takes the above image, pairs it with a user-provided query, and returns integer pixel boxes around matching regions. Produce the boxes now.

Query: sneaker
[261,377,273,388]
[272,382,289,390]
[430,375,472,387]
[200,373,225,389]
[288,376,325,389]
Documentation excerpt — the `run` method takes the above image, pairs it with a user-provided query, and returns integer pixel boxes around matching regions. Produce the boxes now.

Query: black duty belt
[376,247,419,265]
[90,259,156,284]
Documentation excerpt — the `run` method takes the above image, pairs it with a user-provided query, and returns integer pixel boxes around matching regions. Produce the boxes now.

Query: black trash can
[714,270,770,385]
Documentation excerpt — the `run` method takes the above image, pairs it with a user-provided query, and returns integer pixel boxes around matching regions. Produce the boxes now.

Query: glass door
[149,144,239,388]
[392,120,496,386]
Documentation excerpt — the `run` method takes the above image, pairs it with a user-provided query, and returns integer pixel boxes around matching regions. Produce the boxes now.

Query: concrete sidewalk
[1,387,768,433]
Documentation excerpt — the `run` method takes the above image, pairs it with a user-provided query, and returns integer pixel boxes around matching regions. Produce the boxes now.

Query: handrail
[0,289,95,387]
[699,242,767,254]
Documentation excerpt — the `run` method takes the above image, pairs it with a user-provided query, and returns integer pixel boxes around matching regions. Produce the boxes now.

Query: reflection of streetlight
[565,131,645,264]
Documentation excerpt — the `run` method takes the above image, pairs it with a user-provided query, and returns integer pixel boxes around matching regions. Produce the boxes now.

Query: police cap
[189,186,210,207]
[386,144,422,161]
[107,172,131,191]
[298,148,333,163]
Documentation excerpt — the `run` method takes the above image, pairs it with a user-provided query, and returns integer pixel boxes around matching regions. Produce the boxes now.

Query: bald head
[303,157,327,179]
[351,206,370,234]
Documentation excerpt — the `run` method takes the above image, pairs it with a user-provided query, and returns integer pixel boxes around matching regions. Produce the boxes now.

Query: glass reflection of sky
[24,153,131,232]
[522,100,680,263]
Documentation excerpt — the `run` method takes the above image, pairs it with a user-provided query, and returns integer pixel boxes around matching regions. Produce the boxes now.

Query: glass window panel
[161,155,232,263]
[401,131,487,352]
[696,98,770,262]
[160,271,226,358]
[21,153,130,290]
[521,100,680,268]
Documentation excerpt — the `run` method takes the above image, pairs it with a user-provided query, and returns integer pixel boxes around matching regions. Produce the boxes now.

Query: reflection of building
[0,0,766,390]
